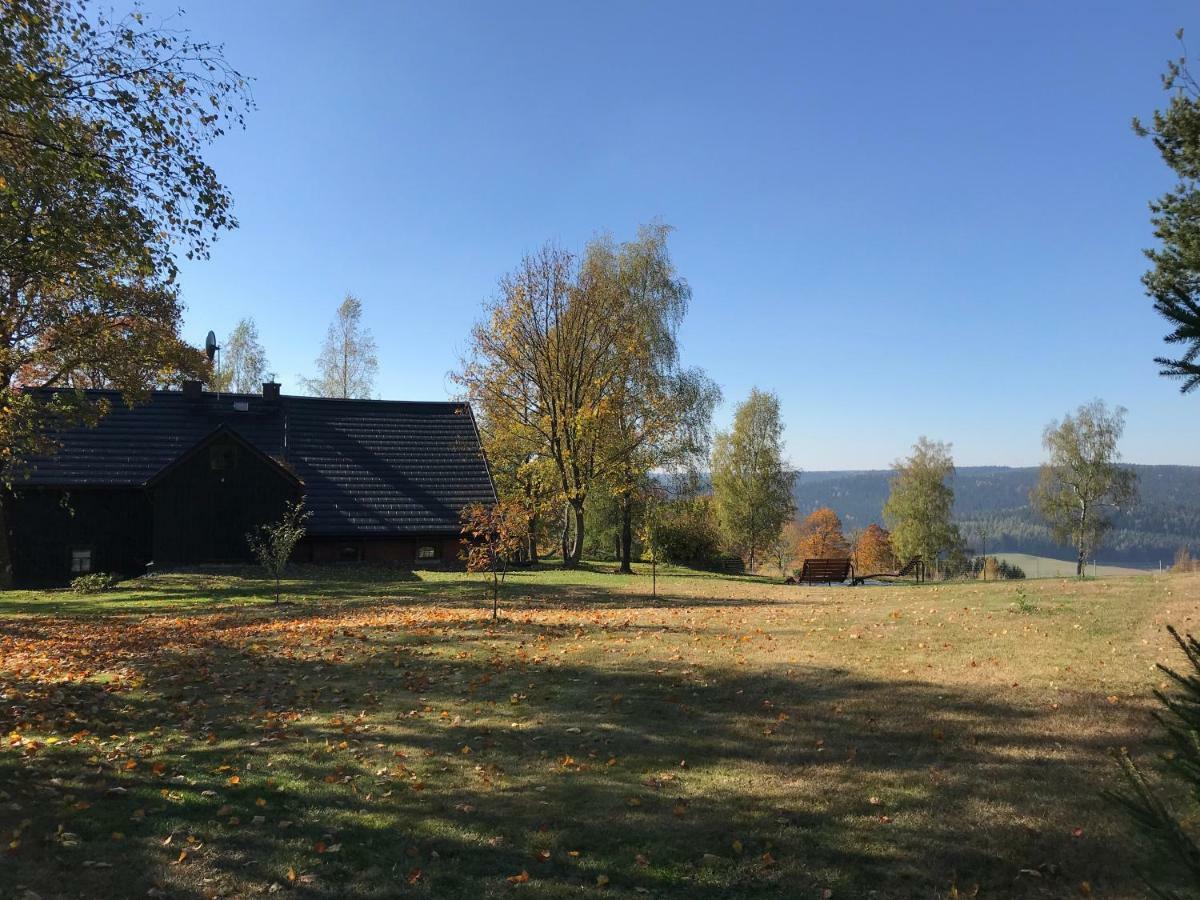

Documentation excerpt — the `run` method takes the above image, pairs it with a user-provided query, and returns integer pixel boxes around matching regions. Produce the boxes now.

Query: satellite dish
[205,330,219,362]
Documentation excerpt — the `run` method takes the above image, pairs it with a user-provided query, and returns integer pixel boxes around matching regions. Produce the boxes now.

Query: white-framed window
[70,548,93,574]
[416,545,439,561]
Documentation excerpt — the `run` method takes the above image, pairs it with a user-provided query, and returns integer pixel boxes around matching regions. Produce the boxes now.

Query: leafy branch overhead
[0,0,252,586]
[1,0,252,271]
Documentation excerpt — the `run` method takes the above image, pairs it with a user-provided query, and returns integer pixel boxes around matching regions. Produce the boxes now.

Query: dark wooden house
[7,382,497,585]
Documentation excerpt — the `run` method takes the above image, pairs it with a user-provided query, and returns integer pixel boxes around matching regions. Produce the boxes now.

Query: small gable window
[70,548,93,574]
[416,545,439,561]
[210,443,237,471]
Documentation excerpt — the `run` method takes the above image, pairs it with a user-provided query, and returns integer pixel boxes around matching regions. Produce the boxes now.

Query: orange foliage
[853,523,896,574]
[793,507,850,562]
[460,501,531,617]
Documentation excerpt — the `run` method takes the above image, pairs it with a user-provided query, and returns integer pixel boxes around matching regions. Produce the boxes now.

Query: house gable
[150,426,302,566]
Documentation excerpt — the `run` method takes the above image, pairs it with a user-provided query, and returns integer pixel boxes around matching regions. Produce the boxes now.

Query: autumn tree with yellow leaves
[852,523,896,574]
[793,507,851,563]
[0,0,251,585]
[455,224,716,569]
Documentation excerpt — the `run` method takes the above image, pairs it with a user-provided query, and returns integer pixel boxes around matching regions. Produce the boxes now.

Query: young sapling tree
[247,501,310,604]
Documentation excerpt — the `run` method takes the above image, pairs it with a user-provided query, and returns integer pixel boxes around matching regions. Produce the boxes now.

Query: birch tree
[589,225,720,572]
[711,389,794,571]
[883,437,961,571]
[1032,400,1138,577]
[211,318,269,393]
[301,295,378,399]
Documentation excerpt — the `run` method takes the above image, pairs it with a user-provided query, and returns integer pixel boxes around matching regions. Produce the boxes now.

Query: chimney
[182,380,203,401]
[262,381,281,402]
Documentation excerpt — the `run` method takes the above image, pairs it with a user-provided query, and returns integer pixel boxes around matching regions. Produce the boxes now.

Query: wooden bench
[797,557,854,584]
[851,556,925,586]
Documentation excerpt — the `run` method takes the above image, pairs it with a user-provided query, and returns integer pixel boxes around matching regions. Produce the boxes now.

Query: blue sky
[147,0,1199,470]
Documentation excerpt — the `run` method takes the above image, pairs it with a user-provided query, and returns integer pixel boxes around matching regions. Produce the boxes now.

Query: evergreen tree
[1136,32,1200,392]
[1107,626,1200,897]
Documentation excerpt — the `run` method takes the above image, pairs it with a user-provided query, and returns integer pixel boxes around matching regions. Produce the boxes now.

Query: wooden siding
[151,434,300,565]
[7,488,151,586]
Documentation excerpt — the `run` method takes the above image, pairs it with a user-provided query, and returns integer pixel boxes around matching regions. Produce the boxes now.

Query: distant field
[994,552,1149,578]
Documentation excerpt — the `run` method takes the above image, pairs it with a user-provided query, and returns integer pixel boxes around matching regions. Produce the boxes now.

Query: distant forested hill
[790,465,1200,567]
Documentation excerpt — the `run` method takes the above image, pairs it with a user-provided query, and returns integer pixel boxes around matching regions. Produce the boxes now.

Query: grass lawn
[2,564,1198,898]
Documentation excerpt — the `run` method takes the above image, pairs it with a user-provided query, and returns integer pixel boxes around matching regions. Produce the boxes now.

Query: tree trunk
[527,512,539,565]
[0,492,14,590]
[564,498,585,568]
[524,475,538,564]
[560,502,571,564]
[618,493,633,574]
[1077,501,1088,578]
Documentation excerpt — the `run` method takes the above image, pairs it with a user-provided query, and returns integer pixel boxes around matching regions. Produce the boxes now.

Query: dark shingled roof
[19,389,497,536]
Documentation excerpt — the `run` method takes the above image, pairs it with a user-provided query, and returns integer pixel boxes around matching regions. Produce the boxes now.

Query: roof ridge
[33,387,468,407]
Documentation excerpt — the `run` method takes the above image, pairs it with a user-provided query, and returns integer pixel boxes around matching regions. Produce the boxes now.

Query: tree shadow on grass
[0,609,1180,899]
[0,568,790,619]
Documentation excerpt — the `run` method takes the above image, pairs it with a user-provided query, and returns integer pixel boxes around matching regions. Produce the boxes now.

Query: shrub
[853,523,896,575]
[650,496,724,567]
[1172,546,1197,574]
[1011,588,1036,614]
[70,572,117,594]
[950,556,1026,581]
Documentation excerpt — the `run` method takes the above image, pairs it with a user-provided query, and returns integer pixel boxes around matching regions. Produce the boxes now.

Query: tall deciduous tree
[456,244,599,567]
[711,388,794,571]
[1032,400,1138,577]
[586,225,720,573]
[883,437,961,572]
[455,226,714,569]
[1136,32,1200,391]
[793,507,850,563]
[0,0,249,585]
[301,295,378,399]
[210,318,269,394]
